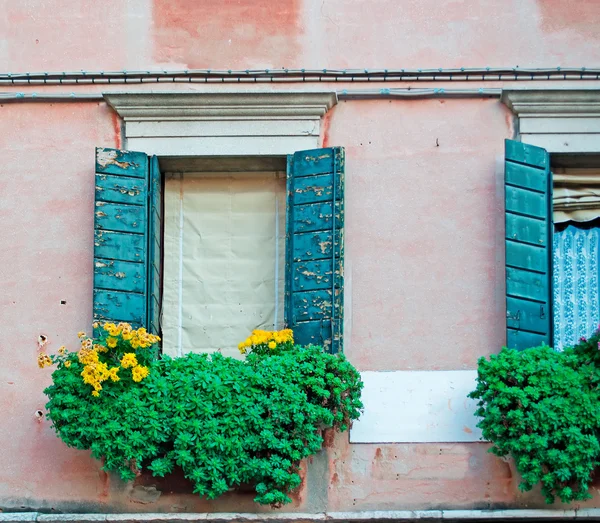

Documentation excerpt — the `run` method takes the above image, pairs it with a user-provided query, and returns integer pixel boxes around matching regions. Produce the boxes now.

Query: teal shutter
[147,155,162,335]
[505,139,552,350]
[286,147,344,353]
[94,147,162,331]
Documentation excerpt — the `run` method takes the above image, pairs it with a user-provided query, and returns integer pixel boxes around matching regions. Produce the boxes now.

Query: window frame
[502,89,600,349]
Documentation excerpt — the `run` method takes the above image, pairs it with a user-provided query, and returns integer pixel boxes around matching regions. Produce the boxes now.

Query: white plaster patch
[350,370,484,443]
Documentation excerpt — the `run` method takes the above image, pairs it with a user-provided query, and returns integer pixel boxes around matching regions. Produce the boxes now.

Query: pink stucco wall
[1,0,600,514]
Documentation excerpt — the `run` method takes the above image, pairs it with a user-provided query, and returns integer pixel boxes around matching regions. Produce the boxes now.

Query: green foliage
[44,345,363,506]
[469,332,600,503]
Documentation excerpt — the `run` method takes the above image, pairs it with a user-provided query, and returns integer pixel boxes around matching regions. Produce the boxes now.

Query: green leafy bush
[469,332,600,503]
[44,333,363,506]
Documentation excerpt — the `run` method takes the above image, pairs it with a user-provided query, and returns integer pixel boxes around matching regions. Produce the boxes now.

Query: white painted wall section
[350,370,484,443]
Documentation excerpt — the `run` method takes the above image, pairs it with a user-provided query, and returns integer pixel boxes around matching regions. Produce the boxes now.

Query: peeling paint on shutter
[286,147,344,353]
[94,148,149,328]
[505,139,552,350]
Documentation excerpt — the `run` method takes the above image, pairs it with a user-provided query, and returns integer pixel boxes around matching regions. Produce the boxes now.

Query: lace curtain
[553,225,600,350]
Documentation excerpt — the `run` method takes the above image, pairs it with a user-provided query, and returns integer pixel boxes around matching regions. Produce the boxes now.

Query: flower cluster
[37,322,159,397]
[238,328,294,356]
[37,352,52,368]
[101,323,160,349]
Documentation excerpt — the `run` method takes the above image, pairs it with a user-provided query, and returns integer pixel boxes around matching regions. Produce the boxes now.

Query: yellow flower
[109,367,120,382]
[120,353,138,368]
[94,344,108,353]
[106,337,118,348]
[37,352,52,368]
[122,332,132,341]
[131,365,149,382]
[130,339,140,350]
[268,341,276,349]
[77,331,86,339]
[103,322,115,332]
[92,322,99,329]
[58,345,67,355]
[64,361,71,368]
[92,390,100,397]
[81,338,93,350]
[78,348,99,365]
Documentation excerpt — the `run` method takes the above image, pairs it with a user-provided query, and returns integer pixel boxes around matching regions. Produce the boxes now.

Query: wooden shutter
[147,155,162,335]
[94,148,150,328]
[286,147,344,353]
[505,139,552,350]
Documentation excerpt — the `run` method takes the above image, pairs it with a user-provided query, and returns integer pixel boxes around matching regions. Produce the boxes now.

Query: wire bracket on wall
[0,67,598,85]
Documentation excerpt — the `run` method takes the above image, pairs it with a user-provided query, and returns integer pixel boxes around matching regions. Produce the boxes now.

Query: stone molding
[103,92,337,121]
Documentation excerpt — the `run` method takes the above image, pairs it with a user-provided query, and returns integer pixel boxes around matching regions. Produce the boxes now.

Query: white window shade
[162,171,286,358]
[553,167,600,223]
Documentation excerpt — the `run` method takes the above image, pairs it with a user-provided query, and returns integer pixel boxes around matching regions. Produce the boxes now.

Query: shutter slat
[505,186,547,218]
[95,202,146,233]
[293,259,333,291]
[94,258,145,293]
[504,139,552,350]
[506,267,548,302]
[94,289,146,324]
[505,241,548,272]
[286,147,344,353]
[505,162,547,192]
[292,201,343,234]
[95,173,146,205]
[292,230,342,262]
[96,148,148,177]
[94,147,149,329]
[290,148,335,176]
[94,230,145,263]
[506,214,547,246]
[292,172,343,205]
[505,140,549,168]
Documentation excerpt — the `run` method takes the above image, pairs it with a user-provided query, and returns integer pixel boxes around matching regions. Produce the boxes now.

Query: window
[93,147,345,353]
[504,139,600,350]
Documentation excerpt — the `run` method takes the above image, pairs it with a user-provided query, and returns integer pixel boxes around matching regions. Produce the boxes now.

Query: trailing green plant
[469,331,600,503]
[42,325,363,506]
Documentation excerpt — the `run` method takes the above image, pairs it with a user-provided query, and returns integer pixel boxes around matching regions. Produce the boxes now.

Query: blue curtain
[553,225,600,350]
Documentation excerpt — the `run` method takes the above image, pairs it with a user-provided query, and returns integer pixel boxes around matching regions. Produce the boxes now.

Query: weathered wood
[291,289,344,322]
[291,201,343,233]
[96,148,147,177]
[95,173,147,205]
[292,230,341,262]
[94,230,145,262]
[94,147,149,329]
[95,202,145,233]
[94,258,145,293]
[286,147,344,353]
[292,172,343,205]
[293,320,332,349]
[293,259,334,291]
[93,289,146,325]
[291,148,335,177]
